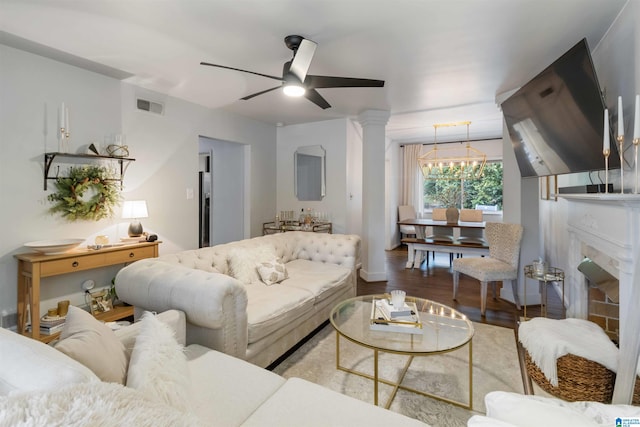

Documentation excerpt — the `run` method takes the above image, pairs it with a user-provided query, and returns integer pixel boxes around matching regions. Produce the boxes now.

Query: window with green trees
[423,162,503,210]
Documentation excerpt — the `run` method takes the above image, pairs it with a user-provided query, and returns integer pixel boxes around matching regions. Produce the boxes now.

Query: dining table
[398,218,488,268]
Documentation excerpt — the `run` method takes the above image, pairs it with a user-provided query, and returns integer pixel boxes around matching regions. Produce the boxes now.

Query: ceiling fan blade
[304,89,331,109]
[241,86,282,100]
[289,38,317,82]
[200,62,283,81]
[306,75,385,89]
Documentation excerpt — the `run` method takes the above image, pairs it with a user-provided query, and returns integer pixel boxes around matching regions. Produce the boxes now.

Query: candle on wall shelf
[617,96,625,194]
[603,109,610,193]
[634,95,640,194]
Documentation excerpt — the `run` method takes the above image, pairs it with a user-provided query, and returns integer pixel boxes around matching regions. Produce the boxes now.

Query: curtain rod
[399,137,501,147]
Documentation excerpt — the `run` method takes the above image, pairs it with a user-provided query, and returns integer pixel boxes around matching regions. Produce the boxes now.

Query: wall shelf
[44,152,135,190]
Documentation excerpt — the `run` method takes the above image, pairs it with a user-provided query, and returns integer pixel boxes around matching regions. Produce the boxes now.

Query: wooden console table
[15,241,160,342]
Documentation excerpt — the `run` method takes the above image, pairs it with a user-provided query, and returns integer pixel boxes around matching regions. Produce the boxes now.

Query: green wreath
[48,165,121,221]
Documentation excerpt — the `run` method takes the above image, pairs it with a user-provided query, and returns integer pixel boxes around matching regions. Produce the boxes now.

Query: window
[423,162,503,210]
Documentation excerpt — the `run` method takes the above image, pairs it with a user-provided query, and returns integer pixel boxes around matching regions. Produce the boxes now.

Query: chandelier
[418,121,486,180]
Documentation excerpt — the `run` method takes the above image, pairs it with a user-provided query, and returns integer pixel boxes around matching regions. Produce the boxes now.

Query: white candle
[618,96,624,137]
[59,102,65,129]
[634,94,639,140]
[604,109,610,152]
[65,107,69,134]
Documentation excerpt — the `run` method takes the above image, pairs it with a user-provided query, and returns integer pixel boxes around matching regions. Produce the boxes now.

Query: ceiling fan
[200,35,385,109]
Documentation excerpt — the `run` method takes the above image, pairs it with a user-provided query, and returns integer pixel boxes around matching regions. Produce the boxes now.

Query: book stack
[370,299,422,334]
[39,316,66,335]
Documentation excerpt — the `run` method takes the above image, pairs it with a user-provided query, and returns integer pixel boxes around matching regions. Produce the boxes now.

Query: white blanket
[518,318,618,387]
[0,382,203,427]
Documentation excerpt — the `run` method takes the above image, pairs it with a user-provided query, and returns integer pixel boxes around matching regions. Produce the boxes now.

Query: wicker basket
[634,377,640,405]
[525,350,615,403]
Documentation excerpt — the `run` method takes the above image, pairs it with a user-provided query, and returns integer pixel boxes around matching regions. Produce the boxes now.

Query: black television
[502,38,619,178]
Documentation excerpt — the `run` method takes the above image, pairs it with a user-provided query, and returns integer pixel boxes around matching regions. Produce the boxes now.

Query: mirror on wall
[295,145,326,201]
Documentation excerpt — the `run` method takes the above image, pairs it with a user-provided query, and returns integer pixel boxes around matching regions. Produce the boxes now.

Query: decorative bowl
[24,239,85,255]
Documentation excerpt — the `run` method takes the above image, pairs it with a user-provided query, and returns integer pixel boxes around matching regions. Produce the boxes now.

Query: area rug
[273,322,523,427]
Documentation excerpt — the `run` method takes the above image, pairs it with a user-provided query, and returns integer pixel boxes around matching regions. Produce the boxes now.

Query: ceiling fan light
[283,83,305,97]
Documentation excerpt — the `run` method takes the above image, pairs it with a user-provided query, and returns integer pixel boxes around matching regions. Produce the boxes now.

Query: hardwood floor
[357,246,565,330]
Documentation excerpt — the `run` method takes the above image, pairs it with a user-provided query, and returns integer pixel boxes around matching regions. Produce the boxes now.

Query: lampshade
[122,200,148,238]
[122,200,148,219]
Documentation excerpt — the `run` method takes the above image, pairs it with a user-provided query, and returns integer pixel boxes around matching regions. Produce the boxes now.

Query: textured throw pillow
[227,244,277,284]
[257,258,289,285]
[126,311,191,412]
[54,305,128,384]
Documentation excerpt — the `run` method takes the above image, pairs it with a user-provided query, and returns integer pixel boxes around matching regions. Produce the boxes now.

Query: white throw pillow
[0,325,99,395]
[257,258,289,285]
[484,391,601,427]
[228,245,277,284]
[54,305,128,384]
[126,311,191,412]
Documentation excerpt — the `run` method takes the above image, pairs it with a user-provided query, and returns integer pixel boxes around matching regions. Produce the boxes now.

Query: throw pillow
[227,244,277,284]
[126,311,191,412]
[0,325,99,395]
[54,305,128,384]
[257,257,289,285]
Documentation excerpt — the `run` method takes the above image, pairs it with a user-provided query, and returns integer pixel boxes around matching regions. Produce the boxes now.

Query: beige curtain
[402,144,423,214]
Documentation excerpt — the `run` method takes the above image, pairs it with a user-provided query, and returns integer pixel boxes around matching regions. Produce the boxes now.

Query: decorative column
[358,110,390,282]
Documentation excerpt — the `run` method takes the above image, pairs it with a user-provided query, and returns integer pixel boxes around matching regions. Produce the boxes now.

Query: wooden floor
[357,246,565,330]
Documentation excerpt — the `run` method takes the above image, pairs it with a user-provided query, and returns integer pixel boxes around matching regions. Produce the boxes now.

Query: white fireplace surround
[561,193,640,404]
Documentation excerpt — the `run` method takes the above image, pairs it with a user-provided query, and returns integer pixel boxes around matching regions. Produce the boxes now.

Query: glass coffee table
[329,294,474,409]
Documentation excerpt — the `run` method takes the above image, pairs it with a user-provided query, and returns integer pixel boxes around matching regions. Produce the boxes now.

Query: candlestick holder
[617,135,624,194]
[58,127,70,153]
[603,149,610,193]
[634,137,640,194]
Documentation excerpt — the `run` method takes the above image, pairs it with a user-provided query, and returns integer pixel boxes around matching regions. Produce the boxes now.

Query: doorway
[198,136,246,246]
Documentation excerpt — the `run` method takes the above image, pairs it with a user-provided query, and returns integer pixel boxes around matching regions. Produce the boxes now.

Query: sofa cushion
[126,312,191,412]
[241,377,428,427]
[256,257,289,285]
[54,306,128,384]
[0,326,99,395]
[228,245,277,284]
[282,258,352,303]
[245,281,315,344]
[185,344,286,427]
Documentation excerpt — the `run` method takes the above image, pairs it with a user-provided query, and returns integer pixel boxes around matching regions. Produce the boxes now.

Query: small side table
[523,265,565,319]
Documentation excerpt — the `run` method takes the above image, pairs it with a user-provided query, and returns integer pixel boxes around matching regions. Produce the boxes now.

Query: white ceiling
[0,0,627,143]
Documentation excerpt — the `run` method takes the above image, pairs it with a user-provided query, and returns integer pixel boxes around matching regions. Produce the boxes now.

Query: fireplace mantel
[559,193,640,404]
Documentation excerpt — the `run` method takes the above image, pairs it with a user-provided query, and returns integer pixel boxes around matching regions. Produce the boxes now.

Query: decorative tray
[370,298,422,334]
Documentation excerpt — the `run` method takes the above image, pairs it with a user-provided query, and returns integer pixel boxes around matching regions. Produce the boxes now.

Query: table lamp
[122,200,148,237]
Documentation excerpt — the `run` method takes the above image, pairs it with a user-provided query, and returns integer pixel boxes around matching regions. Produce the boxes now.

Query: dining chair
[452,222,523,316]
[457,209,486,245]
[426,208,455,266]
[398,205,417,238]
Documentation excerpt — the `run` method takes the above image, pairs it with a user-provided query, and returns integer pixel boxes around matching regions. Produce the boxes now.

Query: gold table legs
[335,332,473,410]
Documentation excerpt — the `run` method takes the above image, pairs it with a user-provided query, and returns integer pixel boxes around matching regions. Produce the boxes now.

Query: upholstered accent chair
[398,205,417,238]
[452,222,523,316]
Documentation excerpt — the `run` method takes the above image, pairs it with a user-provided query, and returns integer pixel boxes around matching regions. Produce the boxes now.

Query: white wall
[346,119,363,236]
[0,45,277,319]
[276,119,352,234]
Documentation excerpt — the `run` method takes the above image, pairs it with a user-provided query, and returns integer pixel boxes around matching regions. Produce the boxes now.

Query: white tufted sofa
[115,231,361,368]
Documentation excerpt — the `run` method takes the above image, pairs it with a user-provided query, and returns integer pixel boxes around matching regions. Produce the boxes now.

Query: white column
[358,110,390,282]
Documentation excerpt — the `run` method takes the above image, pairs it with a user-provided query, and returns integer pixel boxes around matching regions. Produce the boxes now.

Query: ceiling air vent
[136,98,164,115]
